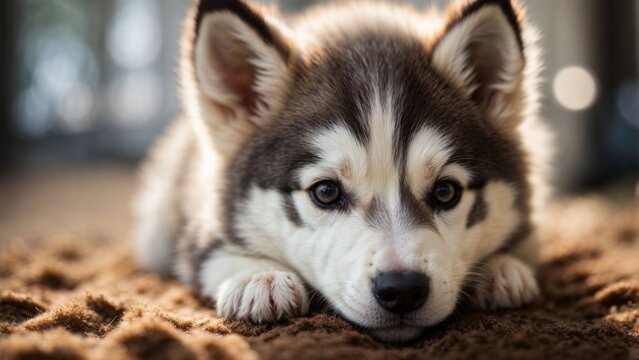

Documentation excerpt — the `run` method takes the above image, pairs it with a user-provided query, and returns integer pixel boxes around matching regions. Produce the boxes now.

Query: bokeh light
[15,27,99,136]
[107,0,161,70]
[57,84,95,132]
[108,71,163,127]
[615,81,639,129]
[553,66,599,112]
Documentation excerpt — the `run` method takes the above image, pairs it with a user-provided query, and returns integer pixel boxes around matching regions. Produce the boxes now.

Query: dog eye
[432,179,462,208]
[310,181,341,207]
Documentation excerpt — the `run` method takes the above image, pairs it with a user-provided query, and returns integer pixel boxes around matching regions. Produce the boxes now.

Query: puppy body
[135,0,551,342]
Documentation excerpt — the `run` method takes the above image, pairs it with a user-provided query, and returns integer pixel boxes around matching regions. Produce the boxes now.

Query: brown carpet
[1,166,638,360]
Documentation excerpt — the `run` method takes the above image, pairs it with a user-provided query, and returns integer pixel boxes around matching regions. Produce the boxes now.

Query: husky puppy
[135,0,550,342]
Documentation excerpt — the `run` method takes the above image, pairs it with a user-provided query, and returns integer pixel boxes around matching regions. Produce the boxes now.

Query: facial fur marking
[466,189,487,228]
[304,125,368,189]
[405,126,454,199]
[467,177,487,191]
[366,86,400,199]
[339,159,353,179]
[282,192,303,226]
[365,196,392,232]
[399,182,434,229]
[460,180,523,264]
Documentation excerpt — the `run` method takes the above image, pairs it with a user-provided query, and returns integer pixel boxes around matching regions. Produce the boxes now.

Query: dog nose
[373,271,429,314]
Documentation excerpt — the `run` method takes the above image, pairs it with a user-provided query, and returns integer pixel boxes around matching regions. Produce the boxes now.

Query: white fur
[134,119,191,275]
[474,254,540,310]
[200,250,308,322]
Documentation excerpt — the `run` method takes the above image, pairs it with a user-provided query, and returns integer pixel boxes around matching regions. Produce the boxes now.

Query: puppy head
[185,0,540,342]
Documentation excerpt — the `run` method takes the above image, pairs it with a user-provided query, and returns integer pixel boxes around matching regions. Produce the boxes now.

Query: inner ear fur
[192,0,294,128]
[431,0,528,130]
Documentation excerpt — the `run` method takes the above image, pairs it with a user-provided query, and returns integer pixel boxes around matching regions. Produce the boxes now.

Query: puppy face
[186,0,537,342]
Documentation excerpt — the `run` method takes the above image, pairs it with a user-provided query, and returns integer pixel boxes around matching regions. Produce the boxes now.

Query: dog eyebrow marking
[404,126,454,200]
[339,159,353,179]
[466,189,487,228]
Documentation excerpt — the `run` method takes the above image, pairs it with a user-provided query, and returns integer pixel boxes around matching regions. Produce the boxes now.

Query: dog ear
[431,0,527,131]
[189,0,294,141]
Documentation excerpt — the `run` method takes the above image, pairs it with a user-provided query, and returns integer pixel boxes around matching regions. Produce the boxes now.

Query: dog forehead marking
[304,87,401,197]
[365,87,401,207]
[305,86,459,233]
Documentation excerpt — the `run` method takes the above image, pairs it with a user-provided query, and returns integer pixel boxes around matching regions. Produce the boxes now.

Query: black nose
[373,271,429,314]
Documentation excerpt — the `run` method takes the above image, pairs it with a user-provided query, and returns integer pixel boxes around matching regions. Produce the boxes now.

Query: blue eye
[310,181,341,206]
[432,180,462,208]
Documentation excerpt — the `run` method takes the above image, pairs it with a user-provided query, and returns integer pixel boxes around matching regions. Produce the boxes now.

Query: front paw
[215,270,309,323]
[475,254,540,310]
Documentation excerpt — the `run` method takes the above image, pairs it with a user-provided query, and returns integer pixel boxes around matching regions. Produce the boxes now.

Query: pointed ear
[431,0,526,130]
[192,0,293,131]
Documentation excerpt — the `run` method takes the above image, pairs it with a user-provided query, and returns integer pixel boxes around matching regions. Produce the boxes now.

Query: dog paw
[215,270,309,323]
[475,254,539,310]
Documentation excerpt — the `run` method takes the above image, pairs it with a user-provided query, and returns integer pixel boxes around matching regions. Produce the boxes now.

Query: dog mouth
[367,323,424,343]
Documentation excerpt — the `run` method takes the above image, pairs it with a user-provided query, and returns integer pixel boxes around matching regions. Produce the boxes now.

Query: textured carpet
[1,166,638,360]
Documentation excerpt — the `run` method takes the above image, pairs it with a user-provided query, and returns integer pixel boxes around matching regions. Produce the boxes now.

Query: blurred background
[0,0,637,194]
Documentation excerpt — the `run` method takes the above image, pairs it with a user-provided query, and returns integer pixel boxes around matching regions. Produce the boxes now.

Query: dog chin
[368,324,424,343]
